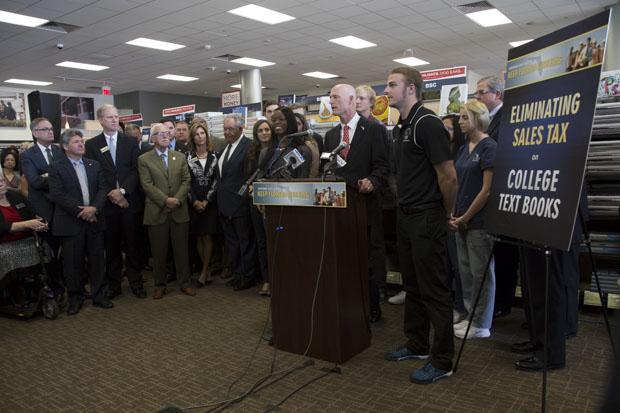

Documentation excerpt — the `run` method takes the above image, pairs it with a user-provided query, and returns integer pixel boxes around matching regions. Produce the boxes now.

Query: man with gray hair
[49,129,111,315]
[217,114,256,291]
[475,76,503,141]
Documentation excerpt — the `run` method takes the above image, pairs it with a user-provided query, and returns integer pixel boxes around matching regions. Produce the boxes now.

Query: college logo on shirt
[472,152,480,163]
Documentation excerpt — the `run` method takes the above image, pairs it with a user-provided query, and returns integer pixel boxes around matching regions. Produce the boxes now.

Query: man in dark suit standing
[475,75,519,319]
[324,84,389,322]
[49,129,112,315]
[20,117,65,299]
[138,123,194,299]
[217,114,256,291]
[161,119,189,155]
[85,104,146,299]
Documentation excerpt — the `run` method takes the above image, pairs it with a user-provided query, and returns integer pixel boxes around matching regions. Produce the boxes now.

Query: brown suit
[138,148,191,288]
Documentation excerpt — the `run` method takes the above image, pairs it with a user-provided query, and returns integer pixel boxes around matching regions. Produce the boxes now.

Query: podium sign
[253,181,347,208]
[486,11,611,250]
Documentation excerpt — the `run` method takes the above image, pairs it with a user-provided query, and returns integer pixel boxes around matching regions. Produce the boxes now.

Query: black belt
[399,203,441,215]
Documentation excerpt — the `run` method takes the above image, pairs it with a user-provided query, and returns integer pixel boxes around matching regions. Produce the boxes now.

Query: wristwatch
[119,188,126,195]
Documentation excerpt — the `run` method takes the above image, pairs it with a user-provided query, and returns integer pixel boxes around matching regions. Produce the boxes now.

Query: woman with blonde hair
[449,99,497,339]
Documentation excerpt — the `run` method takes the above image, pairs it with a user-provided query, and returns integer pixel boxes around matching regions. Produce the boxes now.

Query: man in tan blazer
[138,122,194,299]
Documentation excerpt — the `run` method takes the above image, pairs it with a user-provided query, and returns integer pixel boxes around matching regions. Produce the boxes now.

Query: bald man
[324,84,389,323]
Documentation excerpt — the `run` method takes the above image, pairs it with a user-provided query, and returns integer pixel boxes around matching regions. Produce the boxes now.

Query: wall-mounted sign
[119,113,143,123]
[162,104,195,117]
[221,91,241,108]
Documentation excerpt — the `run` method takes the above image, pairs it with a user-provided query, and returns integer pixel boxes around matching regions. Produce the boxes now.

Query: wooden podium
[263,182,370,364]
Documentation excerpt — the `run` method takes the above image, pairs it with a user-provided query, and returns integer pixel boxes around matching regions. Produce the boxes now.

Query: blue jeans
[455,229,495,329]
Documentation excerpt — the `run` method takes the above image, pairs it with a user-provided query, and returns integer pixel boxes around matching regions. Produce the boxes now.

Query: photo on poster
[60,96,94,129]
[439,84,467,116]
[277,94,295,107]
[0,91,26,128]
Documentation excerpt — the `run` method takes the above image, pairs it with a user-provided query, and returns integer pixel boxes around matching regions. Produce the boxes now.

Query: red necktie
[341,125,350,159]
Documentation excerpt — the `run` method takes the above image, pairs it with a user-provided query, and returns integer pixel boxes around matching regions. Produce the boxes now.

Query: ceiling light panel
[0,10,48,27]
[231,57,275,67]
[56,61,109,71]
[228,4,295,25]
[5,78,52,86]
[465,9,512,27]
[157,74,198,81]
[509,39,532,47]
[126,37,186,51]
[302,72,339,79]
[392,57,430,67]
[329,35,377,49]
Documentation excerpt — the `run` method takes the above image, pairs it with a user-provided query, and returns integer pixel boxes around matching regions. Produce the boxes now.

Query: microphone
[284,129,314,140]
[320,142,349,160]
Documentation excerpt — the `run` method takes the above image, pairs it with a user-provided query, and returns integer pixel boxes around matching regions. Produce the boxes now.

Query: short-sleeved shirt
[395,102,452,209]
[454,137,497,229]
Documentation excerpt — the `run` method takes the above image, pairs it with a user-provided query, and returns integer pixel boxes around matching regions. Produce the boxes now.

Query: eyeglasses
[475,89,492,96]
[34,127,54,132]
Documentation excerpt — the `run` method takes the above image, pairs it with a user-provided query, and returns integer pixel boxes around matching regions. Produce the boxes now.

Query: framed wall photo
[0,91,27,128]
[61,96,95,129]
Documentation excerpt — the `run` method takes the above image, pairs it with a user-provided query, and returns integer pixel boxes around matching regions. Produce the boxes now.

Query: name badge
[100,146,110,153]
[15,203,26,209]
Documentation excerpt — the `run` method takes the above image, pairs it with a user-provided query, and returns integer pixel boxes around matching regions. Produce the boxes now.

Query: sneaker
[453,310,465,324]
[410,362,453,384]
[455,326,490,339]
[388,290,406,305]
[384,346,429,361]
[453,319,469,331]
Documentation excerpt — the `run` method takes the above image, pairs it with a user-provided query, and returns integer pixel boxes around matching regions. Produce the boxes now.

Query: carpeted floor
[0,276,615,413]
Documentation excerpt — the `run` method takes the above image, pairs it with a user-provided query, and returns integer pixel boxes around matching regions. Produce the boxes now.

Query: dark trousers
[447,231,465,313]
[39,231,64,297]
[493,241,520,313]
[220,213,256,282]
[398,207,454,371]
[367,197,386,312]
[148,218,191,289]
[104,208,143,290]
[61,227,106,304]
[250,205,268,283]
[520,244,579,366]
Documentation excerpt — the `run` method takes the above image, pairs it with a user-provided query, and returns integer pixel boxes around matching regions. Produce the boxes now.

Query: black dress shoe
[107,287,122,300]
[142,264,153,271]
[493,308,511,319]
[233,279,255,291]
[131,287,147,299]
[67,301,83,315]
[514,355,565,371]
[93,299,114,309]
[510,340,537,354]
[225,279,238,287]
[370,308,382,323]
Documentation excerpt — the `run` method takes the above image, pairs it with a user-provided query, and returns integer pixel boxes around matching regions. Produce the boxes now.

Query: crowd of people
[0,68,583,385]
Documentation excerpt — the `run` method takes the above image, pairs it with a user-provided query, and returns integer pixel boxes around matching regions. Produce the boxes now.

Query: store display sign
[485,10,611,250]
[221,91,241,108]
[119,113,143,123]
[162,104,195,116]
[421,66,467,92]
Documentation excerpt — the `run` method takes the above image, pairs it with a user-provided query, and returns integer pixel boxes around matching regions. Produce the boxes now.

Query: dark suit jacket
[487,105,502,142]
[216,136,252,218]
[323,115,389,191]
[85,132,142,213]
[0,190,36,239]
[20,143,64,222]
[48,156,108,236]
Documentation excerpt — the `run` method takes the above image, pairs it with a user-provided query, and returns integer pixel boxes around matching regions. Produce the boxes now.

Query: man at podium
[324,84,389,323]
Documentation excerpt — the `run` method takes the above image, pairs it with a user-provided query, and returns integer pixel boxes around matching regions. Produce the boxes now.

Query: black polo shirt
[395,102,452,210]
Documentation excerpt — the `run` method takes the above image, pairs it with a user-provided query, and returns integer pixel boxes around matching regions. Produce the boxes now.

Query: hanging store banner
[221,91,241,108]
[485,10,611,251]
[119,113,143,125]
[162,104,195,117]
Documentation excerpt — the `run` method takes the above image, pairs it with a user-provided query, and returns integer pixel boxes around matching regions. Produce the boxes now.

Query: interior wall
[0,86,113,143]
[602,4,619,71]
[135,91,220,124]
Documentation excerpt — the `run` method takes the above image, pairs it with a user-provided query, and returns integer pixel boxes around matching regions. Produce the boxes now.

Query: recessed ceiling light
[230,84,266,89]
[0,10,48,27]
[329,35,376,49]
[302,71,339,79]
[5,78,52,86]
[126,37,185,51]
[56,61,109,71]
[509,39,533,48]
[228,4,295,25]
[465,8,512,27]
[392,57,430,67]
[157,74,198,82]
[231,57,275,67]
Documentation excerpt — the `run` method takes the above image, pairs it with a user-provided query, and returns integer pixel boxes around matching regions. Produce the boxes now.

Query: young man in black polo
[383,67,458,384]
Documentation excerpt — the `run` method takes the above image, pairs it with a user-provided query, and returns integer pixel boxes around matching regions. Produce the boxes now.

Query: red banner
[421,66,467,81]
[162,104,195,116]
